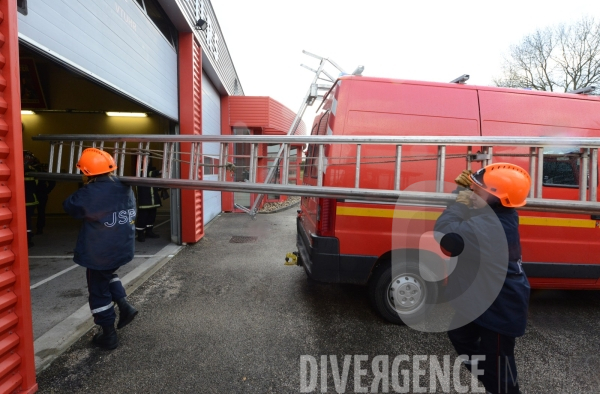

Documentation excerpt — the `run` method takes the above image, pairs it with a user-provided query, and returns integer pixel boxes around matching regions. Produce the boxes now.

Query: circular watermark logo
[390,180,508,332]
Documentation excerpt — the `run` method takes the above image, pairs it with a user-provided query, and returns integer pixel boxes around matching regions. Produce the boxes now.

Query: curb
[33,242,185,373]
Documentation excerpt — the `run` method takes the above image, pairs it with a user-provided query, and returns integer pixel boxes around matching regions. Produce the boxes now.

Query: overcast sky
[212,0,597,128]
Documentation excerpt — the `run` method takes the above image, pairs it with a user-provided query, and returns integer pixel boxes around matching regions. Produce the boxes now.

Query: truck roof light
[450,74,470,84]
[568,86,596,94]
[352,66,364,76]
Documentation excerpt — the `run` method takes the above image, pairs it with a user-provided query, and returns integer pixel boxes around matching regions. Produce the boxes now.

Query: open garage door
[17,0,178,121]
[19,46,175,226]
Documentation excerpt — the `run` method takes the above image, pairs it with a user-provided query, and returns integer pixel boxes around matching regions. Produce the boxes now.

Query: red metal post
[0,2,38,393]
[220,96,234,211]
[178,33,204,243]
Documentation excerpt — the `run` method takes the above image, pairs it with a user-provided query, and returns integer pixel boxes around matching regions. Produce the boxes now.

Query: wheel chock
[284,252,298,266]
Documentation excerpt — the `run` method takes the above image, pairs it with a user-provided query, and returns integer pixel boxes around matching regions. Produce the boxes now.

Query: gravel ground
[259,196,300,213]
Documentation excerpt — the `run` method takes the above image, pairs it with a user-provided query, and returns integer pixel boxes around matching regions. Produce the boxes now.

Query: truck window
[543,148,579,187]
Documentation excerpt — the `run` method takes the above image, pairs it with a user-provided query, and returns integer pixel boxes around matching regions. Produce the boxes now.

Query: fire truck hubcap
[387,275,425,314]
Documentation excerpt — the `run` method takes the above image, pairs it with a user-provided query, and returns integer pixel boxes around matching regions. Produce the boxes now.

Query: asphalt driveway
[35,208,600,393]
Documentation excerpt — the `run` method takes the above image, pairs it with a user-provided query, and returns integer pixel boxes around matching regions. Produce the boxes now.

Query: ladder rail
[26,172,600,216]
[32,134,600,147]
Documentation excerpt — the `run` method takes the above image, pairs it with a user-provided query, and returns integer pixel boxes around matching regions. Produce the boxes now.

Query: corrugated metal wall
[179,33,205,243]
[229,97,270,128]
[0,2,38,392]
[227,97,307,135]
[265,99,307,135]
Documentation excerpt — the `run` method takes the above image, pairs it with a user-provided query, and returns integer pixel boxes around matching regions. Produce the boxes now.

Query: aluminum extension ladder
[30,134,600,216]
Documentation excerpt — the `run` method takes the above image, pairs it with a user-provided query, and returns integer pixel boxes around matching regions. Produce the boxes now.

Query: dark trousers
[35,196,48,233]
[26,205,35,242]
[136,208,157,230]
[86,268,127,326]
[448,321,520,394]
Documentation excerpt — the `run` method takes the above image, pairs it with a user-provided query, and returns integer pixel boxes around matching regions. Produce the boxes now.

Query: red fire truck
[296,75,600,324]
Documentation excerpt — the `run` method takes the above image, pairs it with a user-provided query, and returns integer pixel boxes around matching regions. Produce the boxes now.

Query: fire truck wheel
[368,260,438,325]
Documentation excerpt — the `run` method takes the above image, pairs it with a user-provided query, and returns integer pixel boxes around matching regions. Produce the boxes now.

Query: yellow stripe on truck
[336,206,440,220]
[336,206,598,228]
[518,216,597,228]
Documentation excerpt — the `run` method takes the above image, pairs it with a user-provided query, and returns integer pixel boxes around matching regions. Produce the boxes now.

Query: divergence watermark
[299,354,486,393]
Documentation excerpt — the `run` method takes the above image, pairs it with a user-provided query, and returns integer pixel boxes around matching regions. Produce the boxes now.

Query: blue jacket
[434,201,530,337]
[63,175,136,270]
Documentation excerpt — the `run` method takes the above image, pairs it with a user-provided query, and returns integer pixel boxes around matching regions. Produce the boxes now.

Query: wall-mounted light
[21,110,36,115]
[105,112,148,117]
[195,18,208,31]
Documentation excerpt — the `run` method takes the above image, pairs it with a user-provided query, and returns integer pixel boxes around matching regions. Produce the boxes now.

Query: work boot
[92,324,118,350]
[116,297,138,329]
[137,229,145,242]
[145,227,160,239]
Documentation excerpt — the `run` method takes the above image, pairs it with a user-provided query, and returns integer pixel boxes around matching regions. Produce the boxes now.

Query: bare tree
[494,17,600,93]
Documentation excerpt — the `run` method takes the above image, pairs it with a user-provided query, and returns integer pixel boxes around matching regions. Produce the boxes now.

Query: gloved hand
[455,190,473,207]
[454,170,473,188]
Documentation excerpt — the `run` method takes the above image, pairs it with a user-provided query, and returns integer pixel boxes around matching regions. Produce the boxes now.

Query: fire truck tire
[368,260,438,325]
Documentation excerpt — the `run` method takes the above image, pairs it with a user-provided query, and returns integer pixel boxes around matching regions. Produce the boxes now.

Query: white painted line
[153,219,170,229]
[29,255,159,259]
[30,265,79,290]
[28,256,74,259]
[29,254,169,289]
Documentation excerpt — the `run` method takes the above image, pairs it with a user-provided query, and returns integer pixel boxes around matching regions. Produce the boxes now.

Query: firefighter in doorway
[63,148,139,350]
[23,151,39,248]
[434,163,531,394]
[135,166,163,242]
[35,163,56,235]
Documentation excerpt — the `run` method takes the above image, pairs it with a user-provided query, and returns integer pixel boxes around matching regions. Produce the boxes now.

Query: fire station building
[17,0,304,245]
[0,0,304,391]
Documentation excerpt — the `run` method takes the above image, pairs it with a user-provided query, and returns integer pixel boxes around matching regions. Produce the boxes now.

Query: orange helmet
[77,148,117,176]
[469,163,531,208]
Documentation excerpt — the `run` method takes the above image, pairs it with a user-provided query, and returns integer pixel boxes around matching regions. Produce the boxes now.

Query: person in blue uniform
[23,151,39,247]
[435,163,531,394]
[34,163,56,235]
[63,148,139,350]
